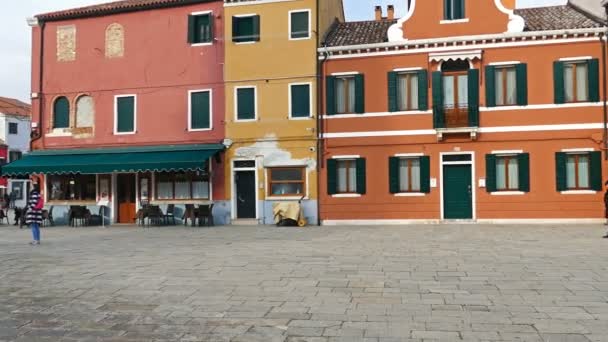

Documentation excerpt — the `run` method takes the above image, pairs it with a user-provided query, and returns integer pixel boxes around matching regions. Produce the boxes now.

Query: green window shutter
[485,154,497,193]
[327,159,337,195]
[355,74,365,114]
[232,16,240,42]
[53,97,70,129]
[516,63,528,106]
[356,158,366,194]
[432,71,444,128]
[389,157,399,194]
[418,70,428,111]
[555,152,567,191]
[291,84,310,118]
[468,69,479,127]
[443,0,451,19]
[207,14,214,43]
[485,65,496,107]
[420,156,431,193]
[252,15,261,41]
[116,96,135,133]
[387,72,398,112]
[326,76,336,115]
[237,88,255,120]
[187,15,196,43]
[590,151,602,191]
[455,0,465,19]
[518,153,530,192]
[191,91,210,129]
[554,61,565,104]
[588,58,600,102]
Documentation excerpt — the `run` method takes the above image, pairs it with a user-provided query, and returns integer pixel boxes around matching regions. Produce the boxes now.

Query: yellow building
[223,0,344,224]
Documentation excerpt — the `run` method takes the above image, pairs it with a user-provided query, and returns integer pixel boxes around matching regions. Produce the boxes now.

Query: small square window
[189,13,213,44]
[290,10,310,39]
[233,15,260,43]
[236,87,256,121]
[8,123,18,135]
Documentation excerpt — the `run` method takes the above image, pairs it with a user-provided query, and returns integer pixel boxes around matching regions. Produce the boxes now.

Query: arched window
[105,23,124,58]
[75,95,94,128]
[53,97,70,129]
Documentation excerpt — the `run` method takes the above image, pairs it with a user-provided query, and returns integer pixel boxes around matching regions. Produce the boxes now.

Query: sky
[0,0,561,103]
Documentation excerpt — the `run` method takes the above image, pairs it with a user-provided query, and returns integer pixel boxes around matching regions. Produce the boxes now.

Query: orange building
[319,0,608,224]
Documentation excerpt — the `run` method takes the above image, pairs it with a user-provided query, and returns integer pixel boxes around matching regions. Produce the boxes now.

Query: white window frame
[234,86,258,122]
[233,13,259,45]
[289,82,313,120]
[265,165,309,200]
[288,9,311,41]
[332,157,360,198]
[393,153,426,196]
[188,89,213,131]
[190,10,214,47]
[114,94,137,135]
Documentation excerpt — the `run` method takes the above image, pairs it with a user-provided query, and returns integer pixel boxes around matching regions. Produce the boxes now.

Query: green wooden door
[443,164,473,219]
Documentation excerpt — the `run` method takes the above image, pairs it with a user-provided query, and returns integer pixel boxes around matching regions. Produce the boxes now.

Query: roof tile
[323,19,396,47]
[0,97,31,117]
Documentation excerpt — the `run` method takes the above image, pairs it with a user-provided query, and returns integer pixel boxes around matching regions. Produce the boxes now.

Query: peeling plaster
[234,135,317,170]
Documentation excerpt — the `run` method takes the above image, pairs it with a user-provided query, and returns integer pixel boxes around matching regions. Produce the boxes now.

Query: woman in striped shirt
[26,182,43,245]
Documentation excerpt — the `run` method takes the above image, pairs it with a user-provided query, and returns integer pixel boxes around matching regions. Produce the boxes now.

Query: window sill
[46,129,72,137]
[394,192,426,197]
[289,116,313,120]
[490,191,525,196]
[560,190,597,195]
[47,200,98,206]
[188,128,213,132]
[267,196,308,201]
[190,42,213,47]
[289,36,311,41]
[440,18,470,24]
[114,132,136,135]
[234,41,257,45]
[235,119,257,123]
[332,194,362,198]
[151,199,212,204]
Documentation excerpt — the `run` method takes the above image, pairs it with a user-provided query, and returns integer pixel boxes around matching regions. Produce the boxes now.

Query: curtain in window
[399,159,410,192]
[496,158,506,189]
[457,75,468,105]
[157,178,173,200]
[411,159,421,191]
[506,68,517,105]
[348,163,357,192]
[192,180,209,199]
[566,155,576,188]
[576,64,588,102]
[564,65,574,103]
[507,157,519,189]
[335,79,346,113]
[410,74,419,110]
[443,75,455,106]
[174,174,190,199]
[337,162,347,192]
[578,155,589,188]
[398,75,409,111]
[495,70,504,105]
[347,79,356,113]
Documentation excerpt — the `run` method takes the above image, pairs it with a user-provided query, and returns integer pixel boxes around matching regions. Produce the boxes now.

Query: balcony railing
[444,103,469,128]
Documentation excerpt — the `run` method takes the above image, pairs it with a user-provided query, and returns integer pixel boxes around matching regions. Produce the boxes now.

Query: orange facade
[319,0,607,223]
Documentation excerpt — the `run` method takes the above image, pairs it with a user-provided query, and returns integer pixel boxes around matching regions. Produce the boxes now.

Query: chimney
[375,5,382,21]
[387,5,395,20]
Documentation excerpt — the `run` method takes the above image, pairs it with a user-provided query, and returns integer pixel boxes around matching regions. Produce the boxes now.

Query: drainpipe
[315,0,321,226]
[602,33,607,160]
[30,18,45,152]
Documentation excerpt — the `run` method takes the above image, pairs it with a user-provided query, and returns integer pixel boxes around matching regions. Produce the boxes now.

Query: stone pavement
[0,224,608,342]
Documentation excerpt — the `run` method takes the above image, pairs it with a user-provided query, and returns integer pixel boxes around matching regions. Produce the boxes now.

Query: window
[337,159,357,193]
[397,73,419,111]
[236,87,256,121]
[115,95,136,134]
[335,77,355,114]
[53,96,70,129]
[486,64,527,107]
[76,95,94,128]
[566,154,590,189]
[155,171,210,200]
[388,70,428,112]
[189,90,212,130]
[486,153,529,193]
[105,23,124,58]
[8,123,18,135]
[327,158,366,195]
[556,151,602,191]
[444,0,465,20]
[564,62,589,103]
[188,13,213,44]
[0,158,6,166]
[268,167,305,196]
[290,83,311,118]
[496,155,519,190]
[290,10,310,39]
[494,66,517,106]
[9,151,22,162]
[398,158,421,192]
[389,156,430,194]
[232,15,260,43]
[47,175,96,201]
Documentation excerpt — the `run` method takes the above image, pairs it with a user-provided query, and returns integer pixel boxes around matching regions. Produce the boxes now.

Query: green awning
[1,144,224,176]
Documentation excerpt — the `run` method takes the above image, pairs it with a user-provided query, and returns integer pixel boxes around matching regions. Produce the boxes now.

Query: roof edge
[567,1,605,26]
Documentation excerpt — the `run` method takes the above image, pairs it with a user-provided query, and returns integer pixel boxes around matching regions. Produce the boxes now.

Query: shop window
[47,175,96,201]
[155,171,209,200]
[268,167,305,196]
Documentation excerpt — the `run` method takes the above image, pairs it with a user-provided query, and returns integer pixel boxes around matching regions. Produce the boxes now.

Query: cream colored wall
[319,0,345,41]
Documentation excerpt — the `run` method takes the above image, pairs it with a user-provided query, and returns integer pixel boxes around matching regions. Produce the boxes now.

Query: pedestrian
[3,192,9,210]
[26,182,43,245]
[8,190,15,209]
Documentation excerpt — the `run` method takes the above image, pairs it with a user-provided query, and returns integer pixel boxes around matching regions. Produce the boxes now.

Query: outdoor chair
[0,209,9,225]
[183,204,199,227]
[198,204,214,227]
[163,204,176,225]
[42,206,54,227]
[69,206,89,227]
[145,206,164,227]
[88,206,105,226]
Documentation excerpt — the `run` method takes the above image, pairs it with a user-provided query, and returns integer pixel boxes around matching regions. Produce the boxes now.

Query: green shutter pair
[116,96,135,133]
[485,153,530,193]
[187,14,213,44]
[432,69,479,128]
[554,59,600,104]
[387,70,428,112]
[327,158,366,195]
[191,91,211,129]
[485,64,528,107]
[232,15,261,43]
[53,97,70,129]
[388,156,431,194]
[326,75,365,115]
[555,151,602,191]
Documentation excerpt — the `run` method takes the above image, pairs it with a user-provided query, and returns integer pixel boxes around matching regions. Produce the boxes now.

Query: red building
[5,0,227,224]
